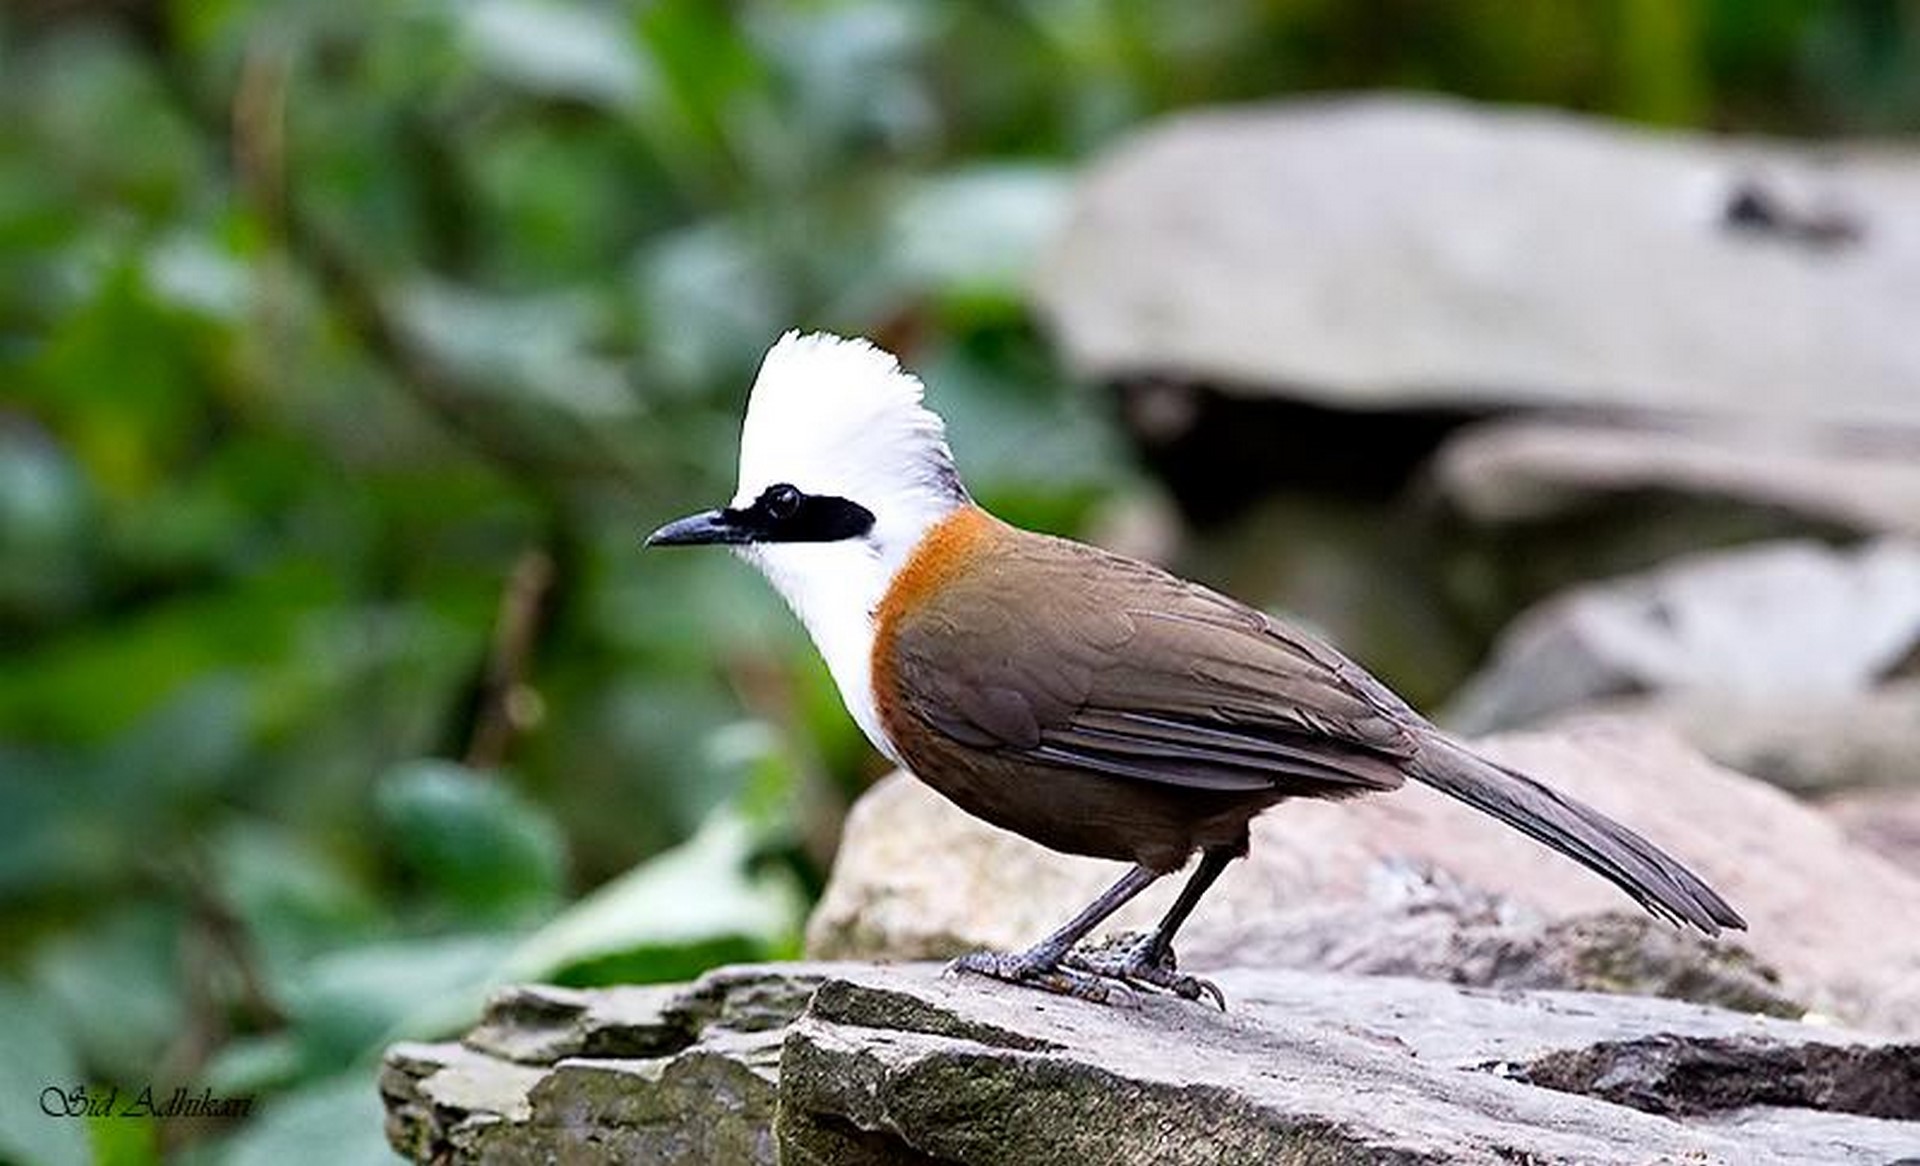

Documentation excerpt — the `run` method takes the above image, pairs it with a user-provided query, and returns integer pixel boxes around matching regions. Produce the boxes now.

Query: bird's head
[646,332,969,746]
[648,329,967,565]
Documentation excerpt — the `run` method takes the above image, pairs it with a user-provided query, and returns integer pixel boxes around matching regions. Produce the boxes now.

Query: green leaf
[102,674,252,807]
[631,221,788,392]
[375,760,566,923]
[748,1,937,156]
[212,820,382,983]
[0,561,336,746]
[283,933,518,1069]
[0,677,257,898]
[30,905,184,1086]
[0,429,92,627]
[391,280,632,420]
[143,230,249,320]
[85,1111,160,1166]
[200,1032,306,1100]
[885,164,1071,302]
[524,673,749,867]
[501,806,801,986]
[460,0,649,108]
[0,980,90,1166]
[9,29,199,218]
[213,1070,398,1166]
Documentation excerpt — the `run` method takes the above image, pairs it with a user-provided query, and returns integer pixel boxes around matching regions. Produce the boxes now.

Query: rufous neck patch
[874,505,998,635]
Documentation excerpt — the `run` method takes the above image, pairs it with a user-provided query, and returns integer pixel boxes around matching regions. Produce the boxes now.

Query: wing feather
[884,528,1415,797]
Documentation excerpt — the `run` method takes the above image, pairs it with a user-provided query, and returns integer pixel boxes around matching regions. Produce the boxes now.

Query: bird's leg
[947,864,1160,1004]
[1062,846,1234,1008]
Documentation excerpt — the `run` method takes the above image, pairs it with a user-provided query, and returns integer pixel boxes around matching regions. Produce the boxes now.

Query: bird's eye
[762,483,802,520]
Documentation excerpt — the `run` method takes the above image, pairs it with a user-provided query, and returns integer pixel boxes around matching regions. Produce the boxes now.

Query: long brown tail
[1407,734,1745,934]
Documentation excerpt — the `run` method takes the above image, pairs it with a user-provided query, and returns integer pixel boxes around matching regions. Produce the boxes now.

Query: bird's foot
[945,948,1138,1006]
[1061,931,1227,1010]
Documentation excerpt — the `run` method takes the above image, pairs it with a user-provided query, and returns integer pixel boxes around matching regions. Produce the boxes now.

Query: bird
[647,331,1745,1007]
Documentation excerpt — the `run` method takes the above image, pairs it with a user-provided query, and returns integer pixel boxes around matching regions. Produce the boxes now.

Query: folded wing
[885,533,1416,798]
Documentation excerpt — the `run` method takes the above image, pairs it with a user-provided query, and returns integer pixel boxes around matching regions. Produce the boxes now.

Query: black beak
[645,509,750,547]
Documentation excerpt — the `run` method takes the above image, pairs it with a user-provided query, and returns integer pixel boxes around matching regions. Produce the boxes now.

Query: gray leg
[1062,846,1235,1008]
[948,864,1161,1003]
[1145,845,1235,960]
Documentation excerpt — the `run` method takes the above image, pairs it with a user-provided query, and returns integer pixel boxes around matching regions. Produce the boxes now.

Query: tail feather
[1408,735,1745,935]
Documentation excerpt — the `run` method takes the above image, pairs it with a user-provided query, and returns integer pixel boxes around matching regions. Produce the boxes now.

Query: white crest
[734,331,963,515]
[729,331,970,757]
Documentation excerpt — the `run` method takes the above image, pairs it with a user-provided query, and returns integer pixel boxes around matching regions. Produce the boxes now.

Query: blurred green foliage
[1,1,1914,1162]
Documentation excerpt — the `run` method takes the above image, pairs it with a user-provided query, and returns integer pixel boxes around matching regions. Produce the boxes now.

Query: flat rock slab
[1035,95,1920,428]
[381,961,1919,1165]
[1433,419,1920,539]
[782,965,1918,1166]
[1443,538,1920,733]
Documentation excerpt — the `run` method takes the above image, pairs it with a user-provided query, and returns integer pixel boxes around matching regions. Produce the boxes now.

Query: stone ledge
[381,961,1918,1165]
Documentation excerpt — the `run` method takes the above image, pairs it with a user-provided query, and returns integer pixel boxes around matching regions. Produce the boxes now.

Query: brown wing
[883,526,1417,798]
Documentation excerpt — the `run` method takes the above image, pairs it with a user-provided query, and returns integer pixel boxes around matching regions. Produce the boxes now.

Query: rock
[1032,98,1920,527]
[1034,95,1920,428]
[380,965,862,1165]
[1434,418,1920,541]
[1825,786,1920,879]
[782,966,1920,1165]
[1439,537,1920,794]
[1443,538,1920,734]
[1515,1032,1919,1121]
[382,1042,542,1160]
[1568,684,1920,798]
[806,723,1920,1035]
[1198,881,1801,1020]
[1425,419,1920,624]
[383,961,1920,1165]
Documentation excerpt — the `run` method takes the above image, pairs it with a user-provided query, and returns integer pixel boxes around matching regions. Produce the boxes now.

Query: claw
[946,949,1138,1006]
[1059,931,1228,1010]
[945,932,1225,1010]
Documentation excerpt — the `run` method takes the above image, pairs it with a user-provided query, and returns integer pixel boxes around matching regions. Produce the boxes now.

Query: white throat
[738,505,954,760]
[724,332,969,759]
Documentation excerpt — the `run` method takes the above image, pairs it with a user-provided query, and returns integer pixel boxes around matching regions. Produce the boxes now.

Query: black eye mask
[726,483,876,543]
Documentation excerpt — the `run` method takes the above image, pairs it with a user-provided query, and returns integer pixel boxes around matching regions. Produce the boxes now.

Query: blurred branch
[233,41,289,241]
[154,849,285,1148]
[465,547,557,771]
[296,221,588,499]
[721,651,845,876]
[168,31,648,502]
